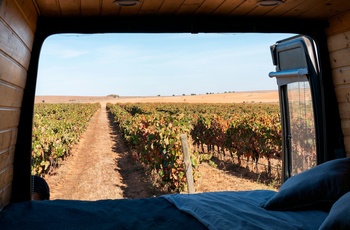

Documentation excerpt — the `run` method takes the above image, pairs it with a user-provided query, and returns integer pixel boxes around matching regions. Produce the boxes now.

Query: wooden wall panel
[139,0,164,15]
[0,148,14,172]
[327,10,350,157]
[329,49,350,69]
[0,82,23,107]
[0,129,17,152]
[101,0,120,16]
[60,1,81,17]
[334,87,350,103]
[177,0,204,15]
[0,109,21,130]
[0,130,12,151]
[0,184,11,211]
[195,0,225,15]
[15,0,38,32]
[81,0,101,16]
[158,0,185,15]
[327,11,350,36]
[341,120,350,136]
[0,0,35,50]
[0,0,37,209]
[212,0,244,15]
[35,0,61,17]
[0,20,31,69]
[338,102,350,119]
[332,66,350,86]
[119,2,141,15]
[344,136,350,156]
[0,166,13,195]
[327,31,350,52]
[0,53,27,89]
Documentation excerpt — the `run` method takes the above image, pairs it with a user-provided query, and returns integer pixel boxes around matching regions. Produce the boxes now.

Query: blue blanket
[163,190,328,230]
[0,190,328,229]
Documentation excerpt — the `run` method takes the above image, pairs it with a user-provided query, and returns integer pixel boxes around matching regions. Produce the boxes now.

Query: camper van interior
[1,0,350,229]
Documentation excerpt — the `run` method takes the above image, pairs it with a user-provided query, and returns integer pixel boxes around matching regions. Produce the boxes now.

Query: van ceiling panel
[33,0,350,20]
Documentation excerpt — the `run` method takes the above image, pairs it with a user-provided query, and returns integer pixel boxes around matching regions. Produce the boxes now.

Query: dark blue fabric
[163,190,328,230]
[0,190,328,230]
[0,197,206,230]
[263,158,350,211]
[319,191,350,230]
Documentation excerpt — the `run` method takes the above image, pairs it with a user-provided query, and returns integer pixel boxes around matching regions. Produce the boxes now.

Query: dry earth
[35,90,278,104]
[42,91,279,200]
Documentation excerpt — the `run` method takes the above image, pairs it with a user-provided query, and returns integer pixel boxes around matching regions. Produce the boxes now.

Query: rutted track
[45,102,153,200]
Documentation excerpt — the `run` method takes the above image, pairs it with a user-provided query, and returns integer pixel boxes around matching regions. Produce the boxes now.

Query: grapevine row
[107,103,193,192]
[32,103,100,175]
[107,102,282,192]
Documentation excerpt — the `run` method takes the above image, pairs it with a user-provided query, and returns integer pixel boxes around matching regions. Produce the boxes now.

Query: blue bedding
[163,190,328,230]
[0,190,328,230]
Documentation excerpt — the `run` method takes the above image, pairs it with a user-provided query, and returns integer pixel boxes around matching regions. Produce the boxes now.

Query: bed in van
[1,0,350,229]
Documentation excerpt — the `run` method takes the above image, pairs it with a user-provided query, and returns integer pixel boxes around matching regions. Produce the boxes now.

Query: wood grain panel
[177,0,205,15]
[247,4,280,17]
[334,86,350,103]
[194,0,225,15]
[31,0,350,20]
[158,0,184,15]
[263,0,306,17]
[229,0,258,16]
[301,1,350,21]
[327,31,350,52]
[0,0,35,49]
[35,0,61,17]
[0,109,21,130]
[212,0,244,15]
[60,0,81,17]
[344,136,350,156]
[276,0,322,18]
[15,0,38,32]
[81,0,102,16]
[10,128,17,146]
[0,81,23,107]
[327,11,350,36]
[329,48,350,69]
[0,130,12,151]
[0,166,13,195]
[139,0,164,15]
[338,101,350,119]
[119,2,142,15]
[0,184,11,211]
[0,53,27,88]
[100,0,120,16]
[341,120,350,136]
[332,66,350,86]
[0,147,14,172]
[0,20,31,69]
[0,129,17,151]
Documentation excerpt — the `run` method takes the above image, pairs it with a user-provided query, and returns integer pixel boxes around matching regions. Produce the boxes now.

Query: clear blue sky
[36,33,295,96]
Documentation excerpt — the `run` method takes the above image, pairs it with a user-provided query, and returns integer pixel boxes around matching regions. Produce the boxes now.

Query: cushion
[319,191,350,230]
[263,157,350,211]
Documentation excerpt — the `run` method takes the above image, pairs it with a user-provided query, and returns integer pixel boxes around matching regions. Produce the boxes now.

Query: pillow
[318,191,350,230]
[263,157,350,211]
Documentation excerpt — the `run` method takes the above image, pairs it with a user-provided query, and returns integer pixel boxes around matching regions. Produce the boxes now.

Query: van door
[269,36,320,181]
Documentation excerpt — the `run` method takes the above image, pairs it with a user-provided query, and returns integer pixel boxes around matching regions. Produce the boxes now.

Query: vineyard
[107,102,282,192]
[31,101,282,193]
[32,103,100,175]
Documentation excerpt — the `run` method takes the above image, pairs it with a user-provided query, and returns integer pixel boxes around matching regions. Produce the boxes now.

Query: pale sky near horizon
[36,33,296,97]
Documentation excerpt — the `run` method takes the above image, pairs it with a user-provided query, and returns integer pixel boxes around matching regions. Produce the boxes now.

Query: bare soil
[42,91,279,200]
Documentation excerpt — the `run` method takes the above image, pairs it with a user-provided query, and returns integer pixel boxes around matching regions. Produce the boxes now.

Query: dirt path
[45,102,153,200]
[45,101,277,200]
